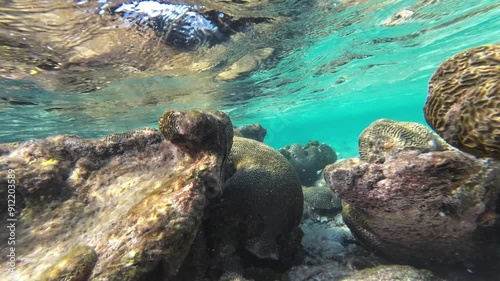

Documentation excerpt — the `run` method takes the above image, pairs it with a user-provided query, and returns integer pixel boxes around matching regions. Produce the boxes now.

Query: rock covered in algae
[0,109,233,281]
[324,148,500,265]
[39,245,97,281]
[207,136,304,267]
[424,44,500,159]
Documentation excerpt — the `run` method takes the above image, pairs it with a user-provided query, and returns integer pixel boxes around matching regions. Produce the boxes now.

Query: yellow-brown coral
[424,44,500,158]
[358,119,450,163]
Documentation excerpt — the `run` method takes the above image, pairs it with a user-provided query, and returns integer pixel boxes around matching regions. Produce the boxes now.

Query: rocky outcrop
[0,109,233,280]
[324,119,500,266]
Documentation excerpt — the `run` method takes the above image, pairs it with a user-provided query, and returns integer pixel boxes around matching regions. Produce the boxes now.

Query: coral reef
[234,123,268,142]
[424,44,500,159]
[302,179,342,221]
[207,136,304,274]
[280,141,337,186]
[0,109,233,280]
[300,216,356,264]
[358,119,450,163]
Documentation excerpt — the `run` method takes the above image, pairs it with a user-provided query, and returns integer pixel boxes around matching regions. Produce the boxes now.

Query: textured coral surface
[424,44,500,159]
[358,119,450,163]
[207,136,304,267]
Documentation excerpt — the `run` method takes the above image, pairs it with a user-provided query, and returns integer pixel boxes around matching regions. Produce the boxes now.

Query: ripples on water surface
[0,0,499,158]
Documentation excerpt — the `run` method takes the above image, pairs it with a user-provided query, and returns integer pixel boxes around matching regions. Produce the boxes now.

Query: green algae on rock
[39,245,97,281]
[424,44,500,159]
[0,109,233,281]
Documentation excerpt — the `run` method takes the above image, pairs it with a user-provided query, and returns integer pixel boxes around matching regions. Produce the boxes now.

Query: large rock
[325,149,500,265]
[0,109,233,280]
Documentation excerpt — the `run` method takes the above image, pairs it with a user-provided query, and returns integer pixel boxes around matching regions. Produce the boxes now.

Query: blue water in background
[232,0,500,158]
[0,0,499,159]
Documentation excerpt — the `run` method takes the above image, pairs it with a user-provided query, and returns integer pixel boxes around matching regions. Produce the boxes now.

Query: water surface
[0,0,499,159]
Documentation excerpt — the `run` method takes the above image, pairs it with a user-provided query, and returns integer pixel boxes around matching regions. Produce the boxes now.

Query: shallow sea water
[0,0,499,158]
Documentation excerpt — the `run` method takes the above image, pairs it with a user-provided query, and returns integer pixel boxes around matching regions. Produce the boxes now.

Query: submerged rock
[424,44,500,159]
[325,138,500,265]
[0,109,233,280]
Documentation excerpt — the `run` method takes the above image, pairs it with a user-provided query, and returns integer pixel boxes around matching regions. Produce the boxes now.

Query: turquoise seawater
[233,0,500,158]
[0,0,499,160]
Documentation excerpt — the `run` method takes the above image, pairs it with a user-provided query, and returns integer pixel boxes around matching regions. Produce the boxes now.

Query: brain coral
[424,44,500,158]
[358,119,450,163]
[209,136,304,262]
